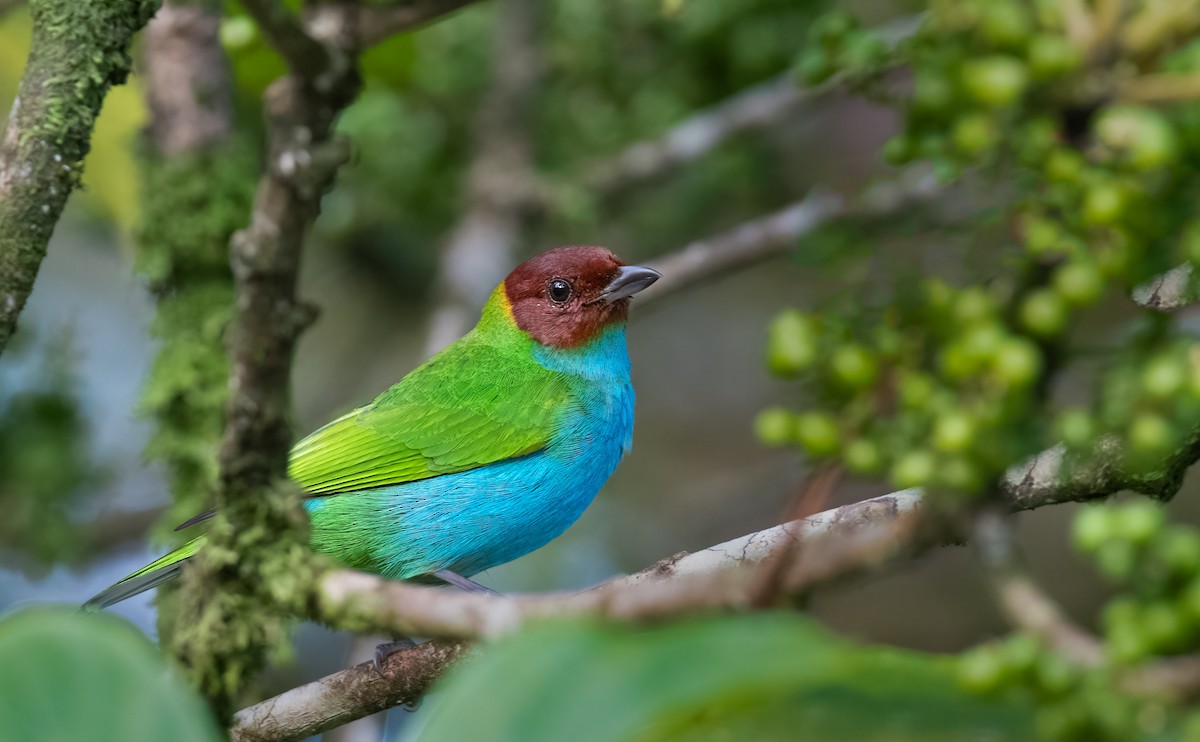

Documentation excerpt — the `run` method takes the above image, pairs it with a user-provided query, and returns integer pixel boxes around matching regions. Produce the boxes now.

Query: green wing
[288,336,575,495]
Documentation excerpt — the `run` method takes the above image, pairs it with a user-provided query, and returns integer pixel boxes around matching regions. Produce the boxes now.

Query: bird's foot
[373,638,417,676]
[433,569,503,596]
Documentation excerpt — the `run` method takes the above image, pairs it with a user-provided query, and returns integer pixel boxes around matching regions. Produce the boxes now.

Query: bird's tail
[82,535,206,611]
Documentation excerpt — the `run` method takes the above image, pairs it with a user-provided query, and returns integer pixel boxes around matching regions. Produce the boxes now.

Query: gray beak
[600,265,661,304]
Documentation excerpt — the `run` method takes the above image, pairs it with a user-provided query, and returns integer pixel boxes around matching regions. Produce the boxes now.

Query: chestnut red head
[503,246,660,348]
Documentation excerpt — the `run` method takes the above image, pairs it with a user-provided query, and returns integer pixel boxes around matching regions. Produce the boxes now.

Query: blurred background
[3,0,1195,733]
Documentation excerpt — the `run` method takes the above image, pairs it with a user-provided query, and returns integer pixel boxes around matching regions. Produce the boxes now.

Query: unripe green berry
[755,407,795,447]
[979,1,1032,50]
[933,412,976,452]
[1082,181,1129,226]
[1053,260,1104,306]
[992,337,1043,386]
[1095,540,1138,581]
[812,10,859,47]
[844,438,884,474]
[953,286,997,324]
[957,646,1008,694]
[1156,528,1200,575]
[829,343,879,390]
[953,112,999,155]
[1022,214,1068,257]
[898,371,936,409]
[795,412,841,457]
[795,47,834,85]
[1044,149,1084,183]
[1034,653,1076,698]
[883,134,916,166]
[1019,289,1068,336]
[767,310,820,376]
[891,448,936,488]
[1142,355,1185,400]
[937,455,983,493]
[913,73,955,117]
[1095,105,1178,172]
[1027,35,1082,80]
[1073,505,1115,553]
[1118,501,1165,545]
[961,55,1028,107]
[1057,408,1096,448]
[1128,413,1175,458]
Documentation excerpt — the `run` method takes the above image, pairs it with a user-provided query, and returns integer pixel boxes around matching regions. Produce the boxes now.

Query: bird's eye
[547,278,573,304]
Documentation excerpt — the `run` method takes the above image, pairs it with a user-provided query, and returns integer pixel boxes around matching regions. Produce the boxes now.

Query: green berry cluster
[794,11,891,87]
[1056,342,1200,474]
[758,280,1047,495]
[955,501,1200,740]
[957,632,1151,741]
[764,1,1200,498]
[1074,501,1200,662]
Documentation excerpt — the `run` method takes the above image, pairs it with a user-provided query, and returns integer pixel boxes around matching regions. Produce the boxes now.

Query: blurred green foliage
[135,141,255,539]
[422,613,1034,742]
[954,499,1200,740]
[0,335,103,575]
[0,608,219,742]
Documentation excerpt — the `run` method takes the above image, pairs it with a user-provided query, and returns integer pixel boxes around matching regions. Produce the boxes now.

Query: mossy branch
[0,0,159,356]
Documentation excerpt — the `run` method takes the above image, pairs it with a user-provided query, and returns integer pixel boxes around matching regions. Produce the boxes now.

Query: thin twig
[239,0,333,81]
[582,15,922,197]
[639,169,942,307]
[974,510,1104,665]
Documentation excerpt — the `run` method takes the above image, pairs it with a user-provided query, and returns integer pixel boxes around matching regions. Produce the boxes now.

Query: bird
[85,246,660,611]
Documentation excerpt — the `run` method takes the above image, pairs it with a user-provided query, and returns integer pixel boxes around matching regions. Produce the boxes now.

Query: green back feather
[289,288,574,496]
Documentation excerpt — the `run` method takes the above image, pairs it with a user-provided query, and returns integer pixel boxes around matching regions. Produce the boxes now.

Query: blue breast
[306,325,635,580]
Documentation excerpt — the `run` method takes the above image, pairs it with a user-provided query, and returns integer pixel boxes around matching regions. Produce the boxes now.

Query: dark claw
[373,638,416,676]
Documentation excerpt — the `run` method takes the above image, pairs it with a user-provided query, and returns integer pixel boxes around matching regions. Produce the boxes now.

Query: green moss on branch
[0,0,160,355]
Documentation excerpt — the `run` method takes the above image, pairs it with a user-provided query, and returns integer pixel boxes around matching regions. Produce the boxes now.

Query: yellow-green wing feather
[288,334,574,496]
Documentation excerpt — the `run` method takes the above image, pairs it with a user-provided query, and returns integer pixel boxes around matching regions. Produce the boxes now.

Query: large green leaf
[418,614,1034,742]
[0,608,219,742]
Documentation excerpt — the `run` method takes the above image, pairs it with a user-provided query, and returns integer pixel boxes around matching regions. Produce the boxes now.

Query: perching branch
[229,405,1200,738]
[311,490,930,641]
[231,640,470,742]
[422,0,544,357]
[229,491,928,741]
[0,0,159,356]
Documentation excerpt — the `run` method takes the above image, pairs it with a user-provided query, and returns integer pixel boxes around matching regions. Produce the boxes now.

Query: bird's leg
[433,569,502,596]
[373,638,417,676]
